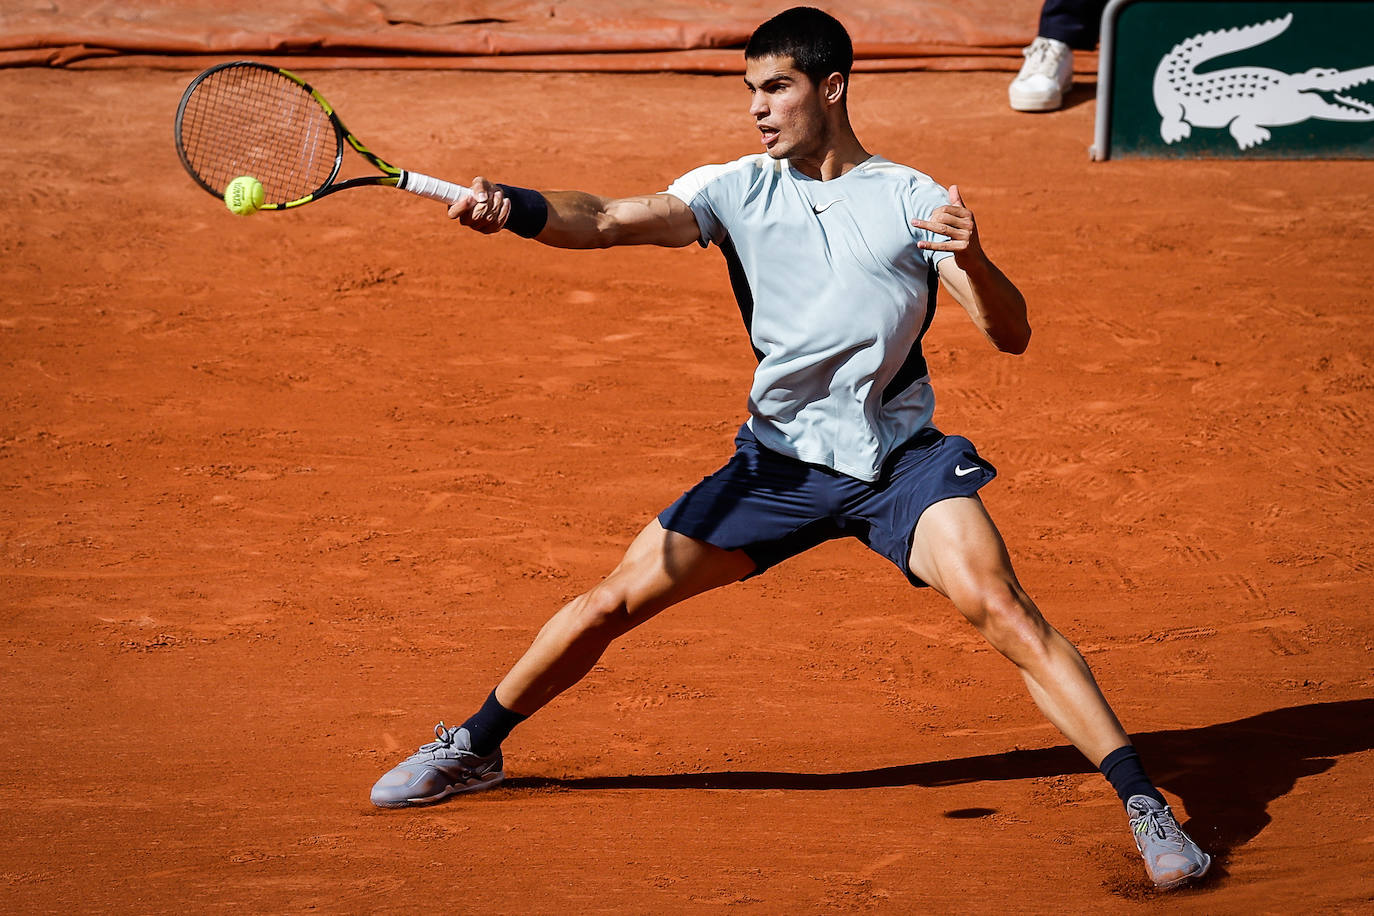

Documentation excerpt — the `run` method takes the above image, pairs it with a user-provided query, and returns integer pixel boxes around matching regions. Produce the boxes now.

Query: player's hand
[912,184,985,269]
[448,176,511,234]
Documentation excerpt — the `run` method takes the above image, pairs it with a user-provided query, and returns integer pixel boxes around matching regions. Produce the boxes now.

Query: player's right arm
[447,177,701,249]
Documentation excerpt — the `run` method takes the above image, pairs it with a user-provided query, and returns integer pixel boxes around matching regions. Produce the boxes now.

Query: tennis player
[370,6,1211,891]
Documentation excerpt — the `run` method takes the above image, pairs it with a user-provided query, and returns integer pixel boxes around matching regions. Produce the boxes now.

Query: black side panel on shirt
[719,235,765,363]
[881,260,940,404]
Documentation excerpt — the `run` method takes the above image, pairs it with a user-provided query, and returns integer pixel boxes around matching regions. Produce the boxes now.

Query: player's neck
[789,124,869,181]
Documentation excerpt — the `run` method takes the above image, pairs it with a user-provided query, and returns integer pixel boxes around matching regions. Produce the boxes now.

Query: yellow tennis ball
[224,176,265,215]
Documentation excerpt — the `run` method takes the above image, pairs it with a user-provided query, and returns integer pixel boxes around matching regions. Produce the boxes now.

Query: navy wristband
[494,184,549,239]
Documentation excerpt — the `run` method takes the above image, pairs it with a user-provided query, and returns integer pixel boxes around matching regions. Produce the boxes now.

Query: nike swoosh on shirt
[812,198,845,213]
[954,465,981,477]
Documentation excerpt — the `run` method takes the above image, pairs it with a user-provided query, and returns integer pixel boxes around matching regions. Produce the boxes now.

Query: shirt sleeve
[908,181,956,269]
[663,162,734,248]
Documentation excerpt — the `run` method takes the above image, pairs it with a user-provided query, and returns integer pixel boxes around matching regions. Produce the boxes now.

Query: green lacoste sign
[1093,0,1374,159]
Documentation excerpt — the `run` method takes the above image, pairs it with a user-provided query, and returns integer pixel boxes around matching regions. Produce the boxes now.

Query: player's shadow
[506,697,1372,860]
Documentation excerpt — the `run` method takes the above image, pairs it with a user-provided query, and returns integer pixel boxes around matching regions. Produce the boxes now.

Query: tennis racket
[174,60,470,211]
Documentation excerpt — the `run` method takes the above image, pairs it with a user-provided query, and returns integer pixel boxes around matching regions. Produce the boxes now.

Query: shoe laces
[429,721,459,747]
[1131,804,1186,849]
[405,721,470,762]
[1022,36,1066,78]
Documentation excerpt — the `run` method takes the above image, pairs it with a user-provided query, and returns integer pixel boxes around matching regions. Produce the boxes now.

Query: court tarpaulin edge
[0,0,1071,72]
[0,47,1101,75]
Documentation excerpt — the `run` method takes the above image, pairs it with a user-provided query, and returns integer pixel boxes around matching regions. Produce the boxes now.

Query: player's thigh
[602,518,756,622]
[907,496,1021,613]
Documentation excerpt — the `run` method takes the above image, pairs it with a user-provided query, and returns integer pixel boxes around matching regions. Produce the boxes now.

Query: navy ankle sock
[461,689,527,757]
[1098,745,1166,807]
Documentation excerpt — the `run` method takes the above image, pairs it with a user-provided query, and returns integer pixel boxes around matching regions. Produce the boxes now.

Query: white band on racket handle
[398,170,471,205]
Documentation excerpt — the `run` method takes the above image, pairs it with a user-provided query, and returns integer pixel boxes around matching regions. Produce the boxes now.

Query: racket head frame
[174,60,404,210]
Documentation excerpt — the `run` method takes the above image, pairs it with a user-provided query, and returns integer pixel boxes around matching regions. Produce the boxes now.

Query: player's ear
[822,72,846,105]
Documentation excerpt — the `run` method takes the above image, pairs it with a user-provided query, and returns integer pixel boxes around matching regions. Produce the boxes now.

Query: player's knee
[967,584,1050,662]
[569,582,634,638]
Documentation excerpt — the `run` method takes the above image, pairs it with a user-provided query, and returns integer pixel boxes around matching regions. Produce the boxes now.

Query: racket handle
[398,170,471,206]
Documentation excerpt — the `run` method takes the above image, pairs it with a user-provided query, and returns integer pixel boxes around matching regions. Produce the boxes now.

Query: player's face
[744,55,829,160]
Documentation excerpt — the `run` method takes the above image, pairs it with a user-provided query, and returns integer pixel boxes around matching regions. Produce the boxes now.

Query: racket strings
[178,65,339,204]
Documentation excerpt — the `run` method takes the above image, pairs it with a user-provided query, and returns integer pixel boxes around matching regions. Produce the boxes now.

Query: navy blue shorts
[658,424,997,587]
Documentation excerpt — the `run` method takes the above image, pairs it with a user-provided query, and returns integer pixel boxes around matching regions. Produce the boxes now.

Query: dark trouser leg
[1037,0,1111,50]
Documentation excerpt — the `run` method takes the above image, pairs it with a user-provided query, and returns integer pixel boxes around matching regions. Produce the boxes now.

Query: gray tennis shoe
[370,722,504,808]
[1127,795,1212,889]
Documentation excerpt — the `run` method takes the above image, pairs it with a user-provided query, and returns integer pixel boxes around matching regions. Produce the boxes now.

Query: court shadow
[1060,81,1098,112]
[506,698,1373,859]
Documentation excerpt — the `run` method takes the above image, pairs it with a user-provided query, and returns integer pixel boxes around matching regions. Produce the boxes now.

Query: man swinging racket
[369,6,1211,891]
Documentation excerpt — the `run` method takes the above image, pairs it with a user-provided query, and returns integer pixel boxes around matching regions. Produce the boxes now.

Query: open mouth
[1298,65,1374,117]
[1303,88,1374,117]
[1331,91,1374,115]
[1328,90,1374,116]
[758,125,780,147]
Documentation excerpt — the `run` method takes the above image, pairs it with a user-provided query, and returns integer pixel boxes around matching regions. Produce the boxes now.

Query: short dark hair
[745,7,853,89]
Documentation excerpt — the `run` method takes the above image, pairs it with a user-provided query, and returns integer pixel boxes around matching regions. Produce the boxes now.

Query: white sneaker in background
[1008,36,1074,112]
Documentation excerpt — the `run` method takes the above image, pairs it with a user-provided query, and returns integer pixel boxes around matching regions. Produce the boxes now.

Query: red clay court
[1,3,1372,912]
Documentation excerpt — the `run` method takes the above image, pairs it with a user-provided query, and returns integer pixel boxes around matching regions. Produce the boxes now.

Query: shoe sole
[1008,89,1065,112]
[1152,851,1212,890]
[371,771,505,809]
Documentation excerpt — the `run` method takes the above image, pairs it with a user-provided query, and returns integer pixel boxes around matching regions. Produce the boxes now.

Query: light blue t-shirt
[665,153,954,482]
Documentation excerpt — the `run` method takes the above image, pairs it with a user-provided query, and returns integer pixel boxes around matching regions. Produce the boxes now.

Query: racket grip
[398,170,471,206]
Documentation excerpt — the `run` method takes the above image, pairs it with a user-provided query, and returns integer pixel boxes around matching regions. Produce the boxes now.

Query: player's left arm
[912,185,1031,355]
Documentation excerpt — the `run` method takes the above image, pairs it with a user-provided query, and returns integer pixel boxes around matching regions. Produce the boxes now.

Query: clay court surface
[1,66,1372,912]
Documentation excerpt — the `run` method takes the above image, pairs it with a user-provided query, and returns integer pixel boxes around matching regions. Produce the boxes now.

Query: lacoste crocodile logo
[1153,12,1374,150]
